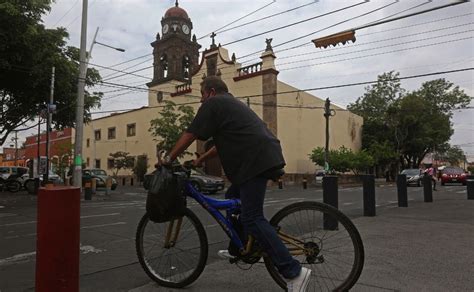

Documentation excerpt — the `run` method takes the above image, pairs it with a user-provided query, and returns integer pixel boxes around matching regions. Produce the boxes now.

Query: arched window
[182,55,190,80]
[160,54,168,78]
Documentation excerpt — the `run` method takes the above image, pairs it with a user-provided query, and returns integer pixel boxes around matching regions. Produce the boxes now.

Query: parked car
[188,168,225,194]
[22,171,64,194]
[440,166,467,186]
[0,166,29,180]
[400,168,422,187]
[83,169,118,190]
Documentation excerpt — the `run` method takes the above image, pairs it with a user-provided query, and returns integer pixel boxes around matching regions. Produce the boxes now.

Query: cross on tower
[210,32,217,48]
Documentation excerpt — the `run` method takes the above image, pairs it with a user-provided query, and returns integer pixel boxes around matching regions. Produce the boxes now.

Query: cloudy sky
[4,0,474,160]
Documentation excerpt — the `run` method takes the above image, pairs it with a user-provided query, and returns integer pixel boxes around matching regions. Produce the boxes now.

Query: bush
[309,146,374,174]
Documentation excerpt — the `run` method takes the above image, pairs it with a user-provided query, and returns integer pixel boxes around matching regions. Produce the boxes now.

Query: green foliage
[0,0,102,146]
[109,151,135,177]
[436,145,466,166]
[309,146,374,174]
[133,154,149,183]
[467,166,474,174]
[149,100,195,156]
[348,71,469,170]
[50,141,73,180]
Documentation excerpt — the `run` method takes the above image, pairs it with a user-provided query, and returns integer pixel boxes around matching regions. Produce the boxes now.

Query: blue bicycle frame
[183,180,246,251]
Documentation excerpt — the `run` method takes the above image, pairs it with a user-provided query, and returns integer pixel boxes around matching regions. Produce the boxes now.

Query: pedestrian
[424,165,437,190]
[157,76,311,292]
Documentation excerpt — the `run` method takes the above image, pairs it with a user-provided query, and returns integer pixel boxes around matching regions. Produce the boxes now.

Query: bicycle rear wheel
[264,201,364,291]
[135,208,208,288]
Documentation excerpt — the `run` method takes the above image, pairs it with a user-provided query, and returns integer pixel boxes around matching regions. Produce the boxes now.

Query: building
[82,2,363,180]
[0,147,26,166]
[24,128,74,163]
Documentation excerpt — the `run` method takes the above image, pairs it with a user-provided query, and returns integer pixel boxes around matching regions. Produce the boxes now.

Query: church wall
[276,81,363,175]
[83,107,162,175]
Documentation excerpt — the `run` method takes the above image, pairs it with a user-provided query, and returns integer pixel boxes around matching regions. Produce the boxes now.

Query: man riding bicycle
[158,76,311,291]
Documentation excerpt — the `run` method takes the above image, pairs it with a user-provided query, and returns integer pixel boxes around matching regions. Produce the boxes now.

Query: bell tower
[149,1,201,86]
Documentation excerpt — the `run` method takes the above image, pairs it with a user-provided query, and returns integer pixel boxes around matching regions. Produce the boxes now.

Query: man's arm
[166,132,197,163]
[194,146,218,167]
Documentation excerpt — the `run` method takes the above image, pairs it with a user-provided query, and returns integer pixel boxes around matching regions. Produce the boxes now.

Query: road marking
[81,222,126,229]
[80,213,120,219]
[0,251,36,266]
[456,190,466,193]
[0,244,106,266]
[0,213,121,227]
[0,213,17,218]
[343,202,354,206]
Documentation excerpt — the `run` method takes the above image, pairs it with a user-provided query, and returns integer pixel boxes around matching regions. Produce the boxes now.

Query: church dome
[164,4,189,19]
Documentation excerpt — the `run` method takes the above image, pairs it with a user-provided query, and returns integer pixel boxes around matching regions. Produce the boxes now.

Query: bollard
[122,177,126,186]
[396,174,408,207]
[34,177,40,195]
[36,186,80,292]
[84,177,92,200]
[91,178,97,195]
[467,175,474,200]
[323,175,338,230]
[423,174,433,202]
[105,177,113,195]
[131,177,134,186]
[302,177,307,189]
[278,178,283,189]
[362,174,376,216]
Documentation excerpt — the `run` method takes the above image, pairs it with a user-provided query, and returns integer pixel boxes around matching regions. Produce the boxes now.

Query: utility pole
[73,0,89,188]
[44,66,55,183]
[324,98,335,172]
[14,131,18,166]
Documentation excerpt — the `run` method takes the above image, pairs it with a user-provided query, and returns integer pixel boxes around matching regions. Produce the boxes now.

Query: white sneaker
[286,267,311,292]
[217,250,234,259]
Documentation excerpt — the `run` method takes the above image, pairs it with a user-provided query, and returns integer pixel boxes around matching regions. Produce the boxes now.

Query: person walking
[425,165,437,190]
[157,76,311,291]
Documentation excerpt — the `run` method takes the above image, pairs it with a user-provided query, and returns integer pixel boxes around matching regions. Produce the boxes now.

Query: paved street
[1,183,473,291]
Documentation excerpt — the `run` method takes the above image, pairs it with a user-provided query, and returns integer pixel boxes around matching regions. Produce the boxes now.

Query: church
[82,2,363,181]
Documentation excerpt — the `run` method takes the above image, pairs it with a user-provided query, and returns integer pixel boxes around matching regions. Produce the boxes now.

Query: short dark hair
[200,76,228,94]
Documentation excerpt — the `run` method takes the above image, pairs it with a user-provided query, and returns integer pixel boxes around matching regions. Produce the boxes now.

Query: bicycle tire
[264,201,364,291]
[7,181,21,193]
[135,209,208,288]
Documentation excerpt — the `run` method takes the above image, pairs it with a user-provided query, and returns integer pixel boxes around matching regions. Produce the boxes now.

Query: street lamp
[73,18,125,189]
[94,41,125,52]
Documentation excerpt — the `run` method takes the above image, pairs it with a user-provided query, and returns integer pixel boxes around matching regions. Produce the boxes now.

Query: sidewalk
[130,190,473,292]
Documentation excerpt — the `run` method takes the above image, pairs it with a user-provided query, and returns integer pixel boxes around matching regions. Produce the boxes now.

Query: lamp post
[73,3,125,189]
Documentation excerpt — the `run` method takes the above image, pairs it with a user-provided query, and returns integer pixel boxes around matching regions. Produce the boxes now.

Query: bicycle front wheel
[264,201,364,291]
[135,209,208,288]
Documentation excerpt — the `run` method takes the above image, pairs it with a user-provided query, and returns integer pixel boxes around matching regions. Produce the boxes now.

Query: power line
[198,0,277,40]
[52,0,80,27]
[198,0,318,40]
[221,1,368,47]
[276,22,474,61]
[277,29,474,67]
[101,58,153,81]
[279,36,474,71]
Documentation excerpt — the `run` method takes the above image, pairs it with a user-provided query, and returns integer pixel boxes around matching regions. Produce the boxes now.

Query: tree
[50,141,73,180]
[133,154,149,183]
[149,100,195,156]
[0,1,102,146]
[348,72,469,172]
[348,71,403,173]
[108,151,135,177]
[437,145,466,166]
[309,146,374,174]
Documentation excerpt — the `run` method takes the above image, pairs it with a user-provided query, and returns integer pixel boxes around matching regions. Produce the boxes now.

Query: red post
[36,186,80,292]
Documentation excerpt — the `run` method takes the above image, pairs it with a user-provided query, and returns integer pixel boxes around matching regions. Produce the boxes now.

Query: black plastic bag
[145,167,186,223]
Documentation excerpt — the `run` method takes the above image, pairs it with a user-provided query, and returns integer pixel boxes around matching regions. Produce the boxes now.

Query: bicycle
[135,161,364,291]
